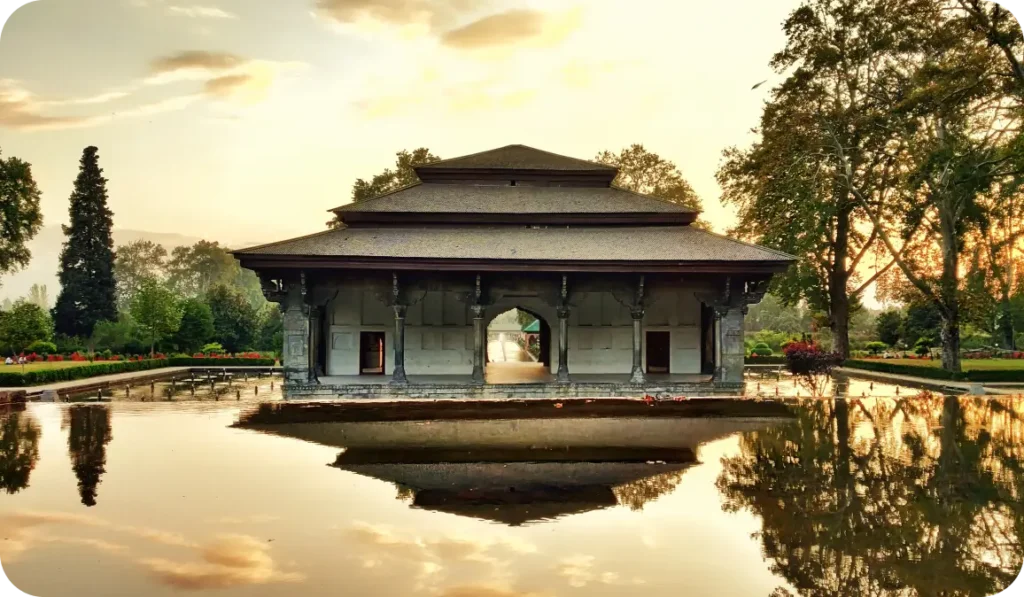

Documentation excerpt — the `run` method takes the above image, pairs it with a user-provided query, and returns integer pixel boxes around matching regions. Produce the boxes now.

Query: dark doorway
[646,331,670,374]
[360,332,385,375]
[700,304,716,375]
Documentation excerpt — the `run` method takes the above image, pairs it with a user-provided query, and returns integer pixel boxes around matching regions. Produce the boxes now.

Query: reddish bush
[783,341,844,377]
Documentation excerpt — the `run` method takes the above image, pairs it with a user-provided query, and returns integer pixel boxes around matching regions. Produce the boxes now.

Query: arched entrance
[485,307,552,384]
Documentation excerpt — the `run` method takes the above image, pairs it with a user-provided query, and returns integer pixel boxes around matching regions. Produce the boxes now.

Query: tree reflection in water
[716,394,1024,596]
[0,407,40,494]
[63,405,113,507]
[612,471,686,511]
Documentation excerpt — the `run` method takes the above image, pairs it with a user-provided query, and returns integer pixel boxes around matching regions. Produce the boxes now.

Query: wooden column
[471,304,485,384]
[630,307,645,384]
[391,304,408,385]
[556,305,570,383]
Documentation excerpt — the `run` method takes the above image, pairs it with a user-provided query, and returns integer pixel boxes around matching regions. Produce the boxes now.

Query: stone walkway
[0,365,281,397]
[836,367,1008,395]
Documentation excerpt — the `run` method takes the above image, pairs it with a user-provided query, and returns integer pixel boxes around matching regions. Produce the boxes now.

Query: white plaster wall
[327,288,473,376]
[566,288,701,375]
[327,284,705,377]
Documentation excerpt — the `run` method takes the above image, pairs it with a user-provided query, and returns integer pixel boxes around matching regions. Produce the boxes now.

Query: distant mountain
[0,227,265,304]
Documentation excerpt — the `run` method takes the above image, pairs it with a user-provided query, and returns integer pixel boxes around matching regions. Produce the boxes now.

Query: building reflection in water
[0,406,41,495]
[62,405,113,507]
[238,411,781,526]
[717,394,1024,597]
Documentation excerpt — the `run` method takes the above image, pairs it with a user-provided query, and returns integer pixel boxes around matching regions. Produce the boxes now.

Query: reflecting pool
[0,394,1021,596]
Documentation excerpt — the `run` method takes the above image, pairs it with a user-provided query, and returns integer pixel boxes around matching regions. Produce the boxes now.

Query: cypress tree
[53,147,117,338]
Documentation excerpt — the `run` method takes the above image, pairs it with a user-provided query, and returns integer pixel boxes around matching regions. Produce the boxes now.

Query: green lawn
[2,361,99,372]
[857,358,1024,371]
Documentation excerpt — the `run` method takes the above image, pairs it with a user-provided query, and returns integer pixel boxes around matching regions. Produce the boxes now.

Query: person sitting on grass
[4,357,11,365]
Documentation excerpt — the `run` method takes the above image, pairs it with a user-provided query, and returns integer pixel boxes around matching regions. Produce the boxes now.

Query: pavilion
[233,145,794,398]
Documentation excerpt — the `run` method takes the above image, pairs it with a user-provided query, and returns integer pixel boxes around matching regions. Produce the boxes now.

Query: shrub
[25,341,57,355]
[0,359,169,387]
[750,342,773,357]
[783,341,844,377]
[745,355,786,365]
[914,337,934,357]
[201,342,225,355]
[865,341,888,356]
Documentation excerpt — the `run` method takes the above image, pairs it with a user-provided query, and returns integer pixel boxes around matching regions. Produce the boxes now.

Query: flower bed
[0,359,170,387]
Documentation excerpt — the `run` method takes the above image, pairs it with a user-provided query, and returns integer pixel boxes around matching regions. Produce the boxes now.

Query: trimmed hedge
[843,359,1024,383]
[745,356,786,365]
[168,358,276,367]
[0,359,169,388]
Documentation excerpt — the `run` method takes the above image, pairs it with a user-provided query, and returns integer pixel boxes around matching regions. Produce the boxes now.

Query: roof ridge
[686,227,798,260]
[329,181,423,213]
[233,228,340,254]
[609,184,698,213]
[417,144,616,171]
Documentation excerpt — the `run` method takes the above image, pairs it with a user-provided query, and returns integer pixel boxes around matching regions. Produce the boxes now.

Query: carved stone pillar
[281,277,312,386]
[391,304,408,385]
[471,304,485,384]
[717,306,745,384]
[556,305,570,383]
[630,307,645,384]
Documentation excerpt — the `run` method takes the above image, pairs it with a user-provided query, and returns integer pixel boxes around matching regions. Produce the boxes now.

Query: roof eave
[235,254,794,275]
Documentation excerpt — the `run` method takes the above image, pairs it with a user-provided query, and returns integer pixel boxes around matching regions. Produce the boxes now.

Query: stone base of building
[282,381,746,400]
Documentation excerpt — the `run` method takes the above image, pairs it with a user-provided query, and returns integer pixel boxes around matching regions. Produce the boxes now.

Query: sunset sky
[0,0,807,247]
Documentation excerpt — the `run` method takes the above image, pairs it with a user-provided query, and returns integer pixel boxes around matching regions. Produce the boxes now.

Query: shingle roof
[416,144,616,172]
[234,226,796,263]
[331,183,695,214]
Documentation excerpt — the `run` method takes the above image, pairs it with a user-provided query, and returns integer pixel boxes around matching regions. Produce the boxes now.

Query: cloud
[0,509,301,591]
[346,522,537,593]
[139,534,304,590]
[440,10,551,49]
[0,81,94,131]
[554,555,644,589]
[166,4,237,18]
[313,0,474,31]
[149,50,247,77]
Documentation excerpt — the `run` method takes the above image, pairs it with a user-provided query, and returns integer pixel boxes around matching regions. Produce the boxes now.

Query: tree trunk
[829,203,853,359]
[997,294,1015,350]
[939,207,962,373]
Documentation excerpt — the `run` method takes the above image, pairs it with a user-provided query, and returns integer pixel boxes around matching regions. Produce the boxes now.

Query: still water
[0,385,1021,596]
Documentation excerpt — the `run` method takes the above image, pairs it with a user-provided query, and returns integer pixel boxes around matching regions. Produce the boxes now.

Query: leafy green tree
[901,301,942,349]
[114,240,167,309]
[52,147,117,338]
[0,409,40,495]
[843,1,1023,372]
[25,284,48,310]
[328,148,440,228]
[716,0,931,359]
[0,300,53,355]
[166,240,265,309]
[66,405,112,508]
[256,303,282,352]
[173,297,214,354]
[206,284,257,353]
[0,150,43,287]
[596,144,706,228]
[89,314,146,355]
[875,310,902,347]
[129,278,182,356]
[744,294,811,335]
